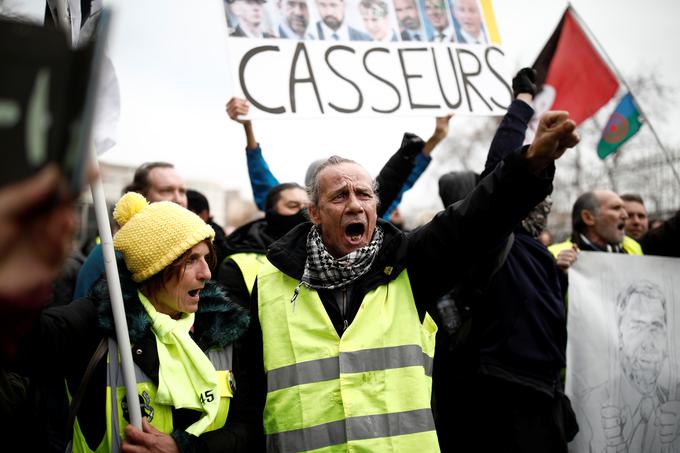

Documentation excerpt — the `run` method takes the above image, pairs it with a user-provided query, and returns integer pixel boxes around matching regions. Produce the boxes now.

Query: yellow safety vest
[548,236,643,257]
[258,259,439,452]
[71,339,234,453]
[228,252,267,295]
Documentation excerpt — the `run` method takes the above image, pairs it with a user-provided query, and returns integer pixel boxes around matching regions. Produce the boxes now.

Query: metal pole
[568,5,680,188]
[89,150,143,430]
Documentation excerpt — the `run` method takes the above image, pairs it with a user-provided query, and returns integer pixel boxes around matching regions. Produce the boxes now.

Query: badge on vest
[122,390,154,422]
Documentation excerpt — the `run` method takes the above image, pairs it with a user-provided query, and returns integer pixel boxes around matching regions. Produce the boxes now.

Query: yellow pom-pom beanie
[113,192,215,282]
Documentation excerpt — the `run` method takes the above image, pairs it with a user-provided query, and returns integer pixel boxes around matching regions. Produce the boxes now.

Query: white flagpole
[89,152,143,430]
[568,4,680,188]
[54,0,143,430]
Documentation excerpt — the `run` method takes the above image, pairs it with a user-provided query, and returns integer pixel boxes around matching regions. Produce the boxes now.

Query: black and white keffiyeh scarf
[521,195,552,238]
[291,225,383,305]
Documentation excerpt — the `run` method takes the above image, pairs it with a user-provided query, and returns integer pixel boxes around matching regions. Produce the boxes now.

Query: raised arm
[382,114,453,219]
[375,133,425,218]
[226,97,279,211]
[408,110,579,311]
[480,68,536,179]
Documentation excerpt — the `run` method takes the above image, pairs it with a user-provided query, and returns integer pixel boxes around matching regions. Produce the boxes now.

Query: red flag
[532,8,618,125]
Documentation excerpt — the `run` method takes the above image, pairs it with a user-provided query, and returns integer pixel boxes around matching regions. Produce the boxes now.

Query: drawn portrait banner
[223,0,512,118]
[566,252,680,453]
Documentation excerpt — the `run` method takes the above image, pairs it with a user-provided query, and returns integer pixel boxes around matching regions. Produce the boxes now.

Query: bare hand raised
[226,97,251,125]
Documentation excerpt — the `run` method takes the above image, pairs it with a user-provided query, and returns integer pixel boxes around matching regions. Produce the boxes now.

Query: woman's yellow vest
[70,339,234,453]
[258,259,440,452]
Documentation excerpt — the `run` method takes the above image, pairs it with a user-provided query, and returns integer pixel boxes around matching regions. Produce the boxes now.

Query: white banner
[224,0,512,118]
[567,252,680,453]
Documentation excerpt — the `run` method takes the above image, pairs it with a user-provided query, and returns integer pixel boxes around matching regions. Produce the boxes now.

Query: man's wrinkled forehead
[594,189,622,208]
[319,162,373,191]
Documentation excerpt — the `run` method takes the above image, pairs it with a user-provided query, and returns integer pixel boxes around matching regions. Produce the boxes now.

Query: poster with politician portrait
[391,0,427,42]
[355,0,401,42]
[450,0,488,44]
[305,0,369,41]
[224,0,511,118]
[567,252,680,453]
[225,0,277,38]
[419,0,455,42]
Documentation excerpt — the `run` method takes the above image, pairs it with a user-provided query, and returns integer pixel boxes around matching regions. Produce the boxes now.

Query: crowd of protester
[3,20,680,452]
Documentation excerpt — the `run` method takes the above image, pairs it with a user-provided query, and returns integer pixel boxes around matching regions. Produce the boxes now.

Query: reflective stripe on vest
[266,344,434,392]
[258,259,439,453]
[71,338,234,453]
[228,252,267,295]
[268,408,435,452]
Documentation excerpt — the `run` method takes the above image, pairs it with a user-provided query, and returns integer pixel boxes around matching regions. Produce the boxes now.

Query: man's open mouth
[345,222,366,242]
[188,288,201,298]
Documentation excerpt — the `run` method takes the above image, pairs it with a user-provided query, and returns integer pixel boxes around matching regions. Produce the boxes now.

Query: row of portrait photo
[224,0,490,44]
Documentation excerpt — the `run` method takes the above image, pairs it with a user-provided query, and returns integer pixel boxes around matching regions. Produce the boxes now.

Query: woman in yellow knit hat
[28,192,250,452]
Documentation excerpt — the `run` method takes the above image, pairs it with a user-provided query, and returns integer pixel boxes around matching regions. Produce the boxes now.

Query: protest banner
[224,0,512,118]
[566,252,680,453]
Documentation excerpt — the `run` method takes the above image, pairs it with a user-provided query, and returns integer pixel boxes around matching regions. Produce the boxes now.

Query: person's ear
[582,209,596,227]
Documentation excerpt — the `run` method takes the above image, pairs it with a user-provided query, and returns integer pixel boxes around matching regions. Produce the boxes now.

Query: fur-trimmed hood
[91,260,249,349]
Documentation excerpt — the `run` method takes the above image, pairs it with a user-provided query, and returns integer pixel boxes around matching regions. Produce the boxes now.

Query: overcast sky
[5,0,679,204]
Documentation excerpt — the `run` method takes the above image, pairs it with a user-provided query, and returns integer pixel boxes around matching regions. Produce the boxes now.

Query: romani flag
[597,93,643,159]
[532,8,618,126]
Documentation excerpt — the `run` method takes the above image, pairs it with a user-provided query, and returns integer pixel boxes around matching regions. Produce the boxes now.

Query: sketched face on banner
[617,282,669,396]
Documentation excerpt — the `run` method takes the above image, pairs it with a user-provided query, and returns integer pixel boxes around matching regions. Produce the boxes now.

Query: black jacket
[25,262,251,453]
[640,209,680,257]
[475,99,567,392]
[231,147,555,448]
[474,229,567,392]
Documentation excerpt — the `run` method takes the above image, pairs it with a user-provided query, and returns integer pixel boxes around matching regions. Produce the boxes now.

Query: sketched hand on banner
[600,403,631,452]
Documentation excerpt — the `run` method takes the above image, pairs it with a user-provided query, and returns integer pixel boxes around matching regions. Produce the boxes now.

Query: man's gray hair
[307,156,379,207]
[571,191,599,239]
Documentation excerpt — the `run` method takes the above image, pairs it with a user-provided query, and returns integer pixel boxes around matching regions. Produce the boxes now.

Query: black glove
[396,132,425,162]
[512,67,537,98]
